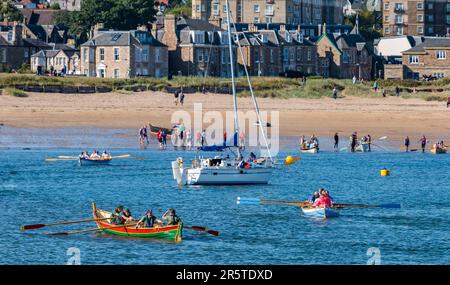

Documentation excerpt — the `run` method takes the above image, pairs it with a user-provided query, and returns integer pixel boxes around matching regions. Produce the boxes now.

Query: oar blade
[237,197,260,202]
[21,224,45,230]
[47,232,69,236]
[206,230,220,236]
[190,226,207,231]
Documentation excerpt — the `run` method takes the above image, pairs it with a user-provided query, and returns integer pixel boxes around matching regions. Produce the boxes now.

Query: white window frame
[436,50,446,60]
[409,55,419,64]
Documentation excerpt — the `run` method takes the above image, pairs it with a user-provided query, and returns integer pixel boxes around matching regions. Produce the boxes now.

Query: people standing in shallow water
[419,135,427,153]
[404,136,410,152]
[350,132,357,152]
[334,133,339,151]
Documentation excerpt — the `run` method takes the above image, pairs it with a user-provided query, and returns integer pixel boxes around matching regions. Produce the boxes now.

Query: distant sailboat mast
[225,0,241,158]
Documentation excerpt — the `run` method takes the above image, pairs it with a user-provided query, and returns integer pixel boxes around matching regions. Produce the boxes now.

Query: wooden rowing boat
[149,124,173,136]
[301,207,339,219]
[92,202,182,242]
[430,147,447,154]
[300,147,319,153]
[79,156,112,166]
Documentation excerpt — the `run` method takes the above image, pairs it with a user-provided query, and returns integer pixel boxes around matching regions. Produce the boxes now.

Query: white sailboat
[171,0,274,185]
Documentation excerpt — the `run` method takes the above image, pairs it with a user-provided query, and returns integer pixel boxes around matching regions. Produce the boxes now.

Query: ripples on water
[1,128,450,264]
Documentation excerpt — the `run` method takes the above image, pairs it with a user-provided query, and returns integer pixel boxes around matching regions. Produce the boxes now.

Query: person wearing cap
[162,208,181,225]
[308,191,320,204]
[136,209,161,228]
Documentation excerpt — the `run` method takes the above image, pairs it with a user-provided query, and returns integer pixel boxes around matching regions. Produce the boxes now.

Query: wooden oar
[45,157,79,161]
[237,197,401,209]
[58,156,79,159]
[111,155,131,159]
[184,225,220,236]
[48,223,139,236]
[21,217,112,230]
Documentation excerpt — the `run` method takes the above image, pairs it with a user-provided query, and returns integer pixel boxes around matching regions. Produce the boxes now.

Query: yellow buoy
[285,155,294,165]
[380,168,390,177]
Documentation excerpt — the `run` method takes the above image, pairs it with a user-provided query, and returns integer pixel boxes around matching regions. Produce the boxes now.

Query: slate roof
[21,9,57,26]
[82,30,165,47]
[403,37,450,53]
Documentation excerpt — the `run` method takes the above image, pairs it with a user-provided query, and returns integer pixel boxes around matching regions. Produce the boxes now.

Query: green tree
[0,0,23,22]
[165,0,191,17]
[65,0,156,39]
[344,9,382,41]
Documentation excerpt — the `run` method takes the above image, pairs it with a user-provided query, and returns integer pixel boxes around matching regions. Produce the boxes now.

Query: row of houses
[376,36,450,80]
[0,15,374,80]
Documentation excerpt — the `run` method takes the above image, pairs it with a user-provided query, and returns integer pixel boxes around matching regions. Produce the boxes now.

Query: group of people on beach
[111,205,181,228]
[79,150,110,159]
[308,188,334,208]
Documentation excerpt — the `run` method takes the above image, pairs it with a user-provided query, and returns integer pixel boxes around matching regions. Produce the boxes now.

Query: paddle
[184,226,220,236]
[48,223,139,236]
[21,217,112,230]
[237,197,401,209]
[45,157,79,161]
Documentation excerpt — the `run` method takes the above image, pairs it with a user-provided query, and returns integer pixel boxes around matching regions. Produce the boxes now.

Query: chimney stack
[12,22,23,46]
[162,14,178,51]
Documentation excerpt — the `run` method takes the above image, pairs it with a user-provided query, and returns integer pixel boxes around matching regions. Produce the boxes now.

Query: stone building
[316,24,372,79]
[382,0,450,36]
[80,25,168,78]
[402,37,450,79]
[192,0,344,27]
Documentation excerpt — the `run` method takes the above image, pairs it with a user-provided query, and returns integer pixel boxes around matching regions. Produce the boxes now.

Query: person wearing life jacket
[111,205,124,224]
[162,209,181,225]
[313,192,333,208]
[136,209,161,228]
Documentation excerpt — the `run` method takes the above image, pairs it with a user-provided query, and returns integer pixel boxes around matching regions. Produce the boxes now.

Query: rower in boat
[101,150,110,158]
[312,191,333,208]
[308,191,320,204]
[90,150,101,158]
[111,205,124,224]
[121,208,134,224]
[162,209,181,225]
[136,209,162,228]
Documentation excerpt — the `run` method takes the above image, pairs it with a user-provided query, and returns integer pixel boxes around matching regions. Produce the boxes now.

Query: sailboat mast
[225,0,240,157]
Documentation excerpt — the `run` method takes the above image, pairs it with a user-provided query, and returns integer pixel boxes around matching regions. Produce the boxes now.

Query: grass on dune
[0,73,449,102]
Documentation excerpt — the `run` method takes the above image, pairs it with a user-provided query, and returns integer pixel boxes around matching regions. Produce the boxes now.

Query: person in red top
[447,96,450,108]
[313,192,333,208]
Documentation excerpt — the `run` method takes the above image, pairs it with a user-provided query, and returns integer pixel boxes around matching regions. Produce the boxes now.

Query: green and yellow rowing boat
[92,202,182,242]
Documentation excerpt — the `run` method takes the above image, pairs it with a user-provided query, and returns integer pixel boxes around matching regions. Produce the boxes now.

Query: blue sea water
[1,127,450,265]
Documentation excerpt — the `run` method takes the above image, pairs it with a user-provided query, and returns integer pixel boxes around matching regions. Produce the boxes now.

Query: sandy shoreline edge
[1,91,450,141]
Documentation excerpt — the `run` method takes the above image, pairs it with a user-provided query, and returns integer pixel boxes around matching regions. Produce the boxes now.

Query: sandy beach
[1,91,450,140]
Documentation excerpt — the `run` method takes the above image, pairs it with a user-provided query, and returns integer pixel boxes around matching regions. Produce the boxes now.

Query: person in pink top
[313,192,333,208]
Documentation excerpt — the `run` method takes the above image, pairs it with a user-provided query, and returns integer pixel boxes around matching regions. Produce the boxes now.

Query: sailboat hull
[186,167,273,185]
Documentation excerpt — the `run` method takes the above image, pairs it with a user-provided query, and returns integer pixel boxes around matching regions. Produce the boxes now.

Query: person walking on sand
[447,96,450,108]
[334,133,339,151]
[352,75,357,85]
[404,136,410,152]
[373,80,378,92]
[179,89,185,106]
[173,89,179,106]
[395,86,400,97]
[419,135,428,153]
[382,89,386,97]
[332,87,338,99]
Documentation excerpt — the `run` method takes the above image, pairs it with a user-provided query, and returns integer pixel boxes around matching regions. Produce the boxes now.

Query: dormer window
[219,32,229,45]
[260,34,268,43]
[192,31,205,44]
[297,33,303,43]
[285,32,292,43]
